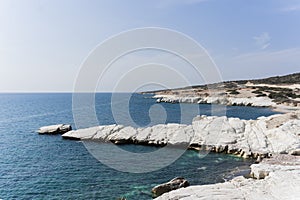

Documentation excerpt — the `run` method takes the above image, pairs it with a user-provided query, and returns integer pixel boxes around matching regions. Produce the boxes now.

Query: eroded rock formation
[62,111,300,159]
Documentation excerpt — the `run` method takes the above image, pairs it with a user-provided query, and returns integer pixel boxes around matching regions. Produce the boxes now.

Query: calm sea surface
[0,93,279,199]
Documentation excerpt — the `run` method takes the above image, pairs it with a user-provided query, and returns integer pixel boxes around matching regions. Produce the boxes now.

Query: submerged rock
[37,124,72,134]
[151,177,190,198]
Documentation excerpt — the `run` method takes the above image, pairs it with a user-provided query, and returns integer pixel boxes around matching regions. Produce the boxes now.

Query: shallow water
[0,93,279,199]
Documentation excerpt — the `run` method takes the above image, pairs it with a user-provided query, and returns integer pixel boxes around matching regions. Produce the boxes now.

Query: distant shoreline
[142,72,300,114]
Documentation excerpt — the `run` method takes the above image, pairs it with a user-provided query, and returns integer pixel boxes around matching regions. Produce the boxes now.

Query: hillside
[143,72,300,93]
[143,72,300,111]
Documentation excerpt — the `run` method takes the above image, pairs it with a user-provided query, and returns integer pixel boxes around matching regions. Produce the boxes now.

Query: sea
[0,93,280,199]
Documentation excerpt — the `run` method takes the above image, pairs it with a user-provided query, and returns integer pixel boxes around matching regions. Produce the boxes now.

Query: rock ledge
[37,124,72,134]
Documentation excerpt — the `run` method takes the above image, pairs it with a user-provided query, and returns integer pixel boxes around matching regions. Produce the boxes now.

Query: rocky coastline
[145,73,300,113]
[61,111,300,159]
[38,110,300,199]
[38,73,300,199]
[153,94,300,113]
[38,109,300,199]
[155,154,300,200]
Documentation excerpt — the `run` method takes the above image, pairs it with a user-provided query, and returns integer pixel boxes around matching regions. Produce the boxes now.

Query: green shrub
[227,90,240,95]
[252,90,263,94]
[256,94,267,97]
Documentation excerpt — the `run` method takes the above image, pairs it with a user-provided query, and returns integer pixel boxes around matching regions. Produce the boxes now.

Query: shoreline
[36,74,300,198]
[38,89,300,199]
[152,93,300,113]
[59,109,299,198]
[271,104,300,113]
[155,154,300,199]
[146,75,300,115]
[61,110,300,158]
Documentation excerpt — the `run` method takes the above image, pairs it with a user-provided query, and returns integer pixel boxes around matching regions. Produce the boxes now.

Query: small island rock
[37,124,72,134]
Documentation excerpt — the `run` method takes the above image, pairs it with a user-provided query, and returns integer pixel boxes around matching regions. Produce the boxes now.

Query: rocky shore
[139,73,299,198]
[153,93,300,113]
[155,154,300,200]
[58,110,300,198]
[38,107,300,198]
[152,85,300,112]
[146,73,300,113]
[154,94,276,107]
[62,111,300,159]
[37,111,300,199]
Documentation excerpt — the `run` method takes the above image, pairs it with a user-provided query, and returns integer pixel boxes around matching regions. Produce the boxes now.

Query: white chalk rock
[155,155,300,200]
[60,111,300,157]
[38,124,72,134]
[62,126,98,139]
[153,94,278,107]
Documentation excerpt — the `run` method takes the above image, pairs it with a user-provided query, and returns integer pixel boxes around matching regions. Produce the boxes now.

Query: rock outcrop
[147,74,300,110]
[151,177,190,198]
[155,154,300,200]
[154,94,277,107]
[62,111,300,159]
[37,124,72,134]
[62,123,194,146]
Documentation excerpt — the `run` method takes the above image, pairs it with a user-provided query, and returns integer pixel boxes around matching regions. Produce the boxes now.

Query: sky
[0,0,300,92]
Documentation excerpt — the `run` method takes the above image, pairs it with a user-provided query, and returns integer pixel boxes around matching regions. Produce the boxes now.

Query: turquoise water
[0,93,279,199]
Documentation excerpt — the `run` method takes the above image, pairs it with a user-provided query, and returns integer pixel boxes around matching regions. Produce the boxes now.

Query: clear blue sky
[0,0,299,92]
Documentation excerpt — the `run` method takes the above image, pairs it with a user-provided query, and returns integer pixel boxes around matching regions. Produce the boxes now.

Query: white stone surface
[155,155,300,200]
[37,124,71,134]
[62,111,300,157]
[245,82,300,90]
[153,94,277,107]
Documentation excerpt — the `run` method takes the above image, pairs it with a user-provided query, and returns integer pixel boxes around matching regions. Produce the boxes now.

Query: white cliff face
[62,111,300,158]
[155,154,300,200]
[63,123,194,146]
[192,112,300,157]
[154,94,277,107]
[228,97,276,107]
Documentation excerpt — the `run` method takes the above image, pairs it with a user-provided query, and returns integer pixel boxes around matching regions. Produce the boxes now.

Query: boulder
[37,124,72,134]
[289,148,300,156]
[250,164,270,179]
[152,177,189,198]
